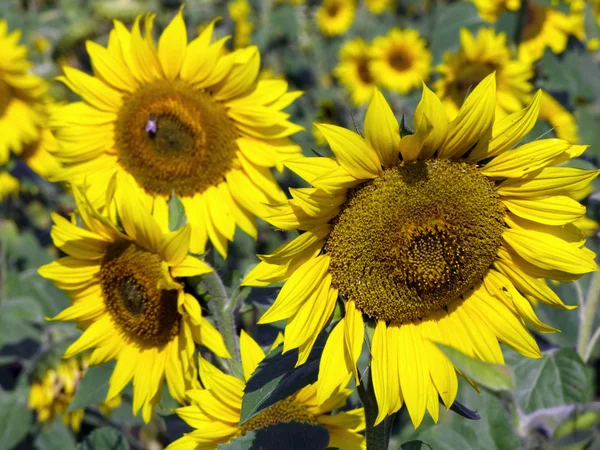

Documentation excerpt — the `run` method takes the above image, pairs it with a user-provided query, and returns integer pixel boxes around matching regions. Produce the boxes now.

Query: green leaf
[412,424,479,450]
[509,348,590,413]
[0,386,33,450]
[168,192,186,232]
[81,427,129,450]
[67,361,116,412]
[436,343,514,392]
[34,421,77,450]
[218,422,330,450]
[401,441,433,450]
[239,334,326,424]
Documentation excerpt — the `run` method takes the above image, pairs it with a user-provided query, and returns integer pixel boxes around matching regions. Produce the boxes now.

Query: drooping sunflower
[370,28,431,95]
[39,174,230,423]
[470,0,520,22]
[0,20,48,165]
[334,38,377,106]
[538,91,579,144]
[167,331,365,450]
[366,0,394,15]
[435,28,534,120]
[49,9,302,257]
[28,355,121,432]
[243,74,598,428]
[518,2,585,61]
[316,0,355,37]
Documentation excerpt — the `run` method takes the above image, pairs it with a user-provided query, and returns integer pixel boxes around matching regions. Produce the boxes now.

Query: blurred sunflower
[39,175,230,422]
[0,171,19,201]
[316,0,355,37]
[366,0,394,15]
[229,0,254,48]
[335,38,377,106]
[19,123,61,180]
[538,91,579,144]
[167,331,365,450]
[370,28,431,95]
[519,2,585,61]
[243,74,598,428]
[0,20,48,165]
[435,28,533,120]
[28,355,121,432]
[50,9,302,257]
[470,0,520,22]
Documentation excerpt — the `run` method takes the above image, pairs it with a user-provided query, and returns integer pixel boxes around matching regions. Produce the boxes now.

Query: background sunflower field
[1,0,600,449]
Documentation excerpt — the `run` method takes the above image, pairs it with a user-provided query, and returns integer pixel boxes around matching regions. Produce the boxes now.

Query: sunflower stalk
[577,271,600,362]
[201,270,243,378]
[357,368,393,450]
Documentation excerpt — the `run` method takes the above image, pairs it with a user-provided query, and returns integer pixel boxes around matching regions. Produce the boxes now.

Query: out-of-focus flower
[0,20,48,165]
[49,10,303,257]
[316,0,355,37]
[229,0,254,48]
[435,28,533,120]
[166,331,365,450]
[538,92,579,143]
[28,355,121,432]
[366,0,394,15]
[519,3,585,61]
[0,171,19,201]
[39,179,230,423]
[243,75,598,428]
[470,0,520,22]
[335,38,376,106]
[370,28,431,95]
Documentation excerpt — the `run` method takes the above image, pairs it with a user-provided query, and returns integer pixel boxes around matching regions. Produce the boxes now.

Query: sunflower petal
[364,89,400,167]
[158,8,187,80]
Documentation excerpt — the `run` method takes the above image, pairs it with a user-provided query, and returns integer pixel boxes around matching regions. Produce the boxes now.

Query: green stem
[357,369,393,450]
[201,271,243,378]
[577,272,600,362]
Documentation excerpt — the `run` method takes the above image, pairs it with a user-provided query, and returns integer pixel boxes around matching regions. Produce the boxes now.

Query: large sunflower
[39,174,230,422]
[316,0,355,37]
[243,74,598,428]
[435,28,533,120]
[0,20,48,165]
[49,9,302,257]
[370,28,431,95]
[167,331,365,450]
[518,2,585,61]
[334,38,377,106]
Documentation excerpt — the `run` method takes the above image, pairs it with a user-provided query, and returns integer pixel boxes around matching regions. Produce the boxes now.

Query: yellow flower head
[335,37,376,106]
[20,106,62,180]
[519,2,585,61]
[435,28,534,120]
[538,91,579,143]
[370,28,431,95]
[243,74,598,428]
[49,9,303,257]
[167,331,365,450]
[316,0,355,37]
[39,173,231,423]
[0,171,19,201]
[470,0,521,22]
[0,20,48,165]
[366,0,394,15]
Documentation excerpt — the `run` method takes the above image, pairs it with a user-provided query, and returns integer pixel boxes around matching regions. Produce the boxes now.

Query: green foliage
[81,427,130,450]
[0,385,33,450]
[67,362,116,412]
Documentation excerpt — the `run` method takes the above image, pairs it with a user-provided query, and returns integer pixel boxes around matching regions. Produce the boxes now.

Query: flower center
[326,159,505,323]
[389,49,411,71]
[238,395,317,435]
[326,1,341,17]
[100,240,181,347]
[0,79,12,116]
[357,58,373,84]
[114,80,238,198]
[455,63,498,101]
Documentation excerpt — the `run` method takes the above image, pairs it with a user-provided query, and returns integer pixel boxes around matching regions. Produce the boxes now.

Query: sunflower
[38,174,230,423]
[229,0,254,48]
[538,91,579,144]
[49,9,302,257]
[0,171,19,201]
[370,28,431,95]
[243,74,598,428]
[518,2,585,61]
[316,0,355,37]
[28,355,121,432]
[366,0,394,15]
[167,331,365,450]
[0,20,48,165]
[435,28,534,120]
[334,38,377,106]
[470,0,520,22]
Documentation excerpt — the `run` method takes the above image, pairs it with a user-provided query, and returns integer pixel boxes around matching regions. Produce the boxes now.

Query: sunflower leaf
[400,441,434,450]
[81,427,128,450]
[219,421,330,450]
[67,361,116,412]
[436,343,514,393]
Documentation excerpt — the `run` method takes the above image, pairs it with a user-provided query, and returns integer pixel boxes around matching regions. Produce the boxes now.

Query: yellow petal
[171,255,213,278]
[498,168,600,198]
[158,7,187,80]
[364,89,399,167]
[343,300,364,382]
[86,40,137,92]
[239,330,266,381]
[413,82,448,159]
[317,321,352,405]
[197,316,231,359]
[398,321,428,428]
[502,196,585,226]
[372,320,390,425]
[159,224,191,266]
[58,67,122,112]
